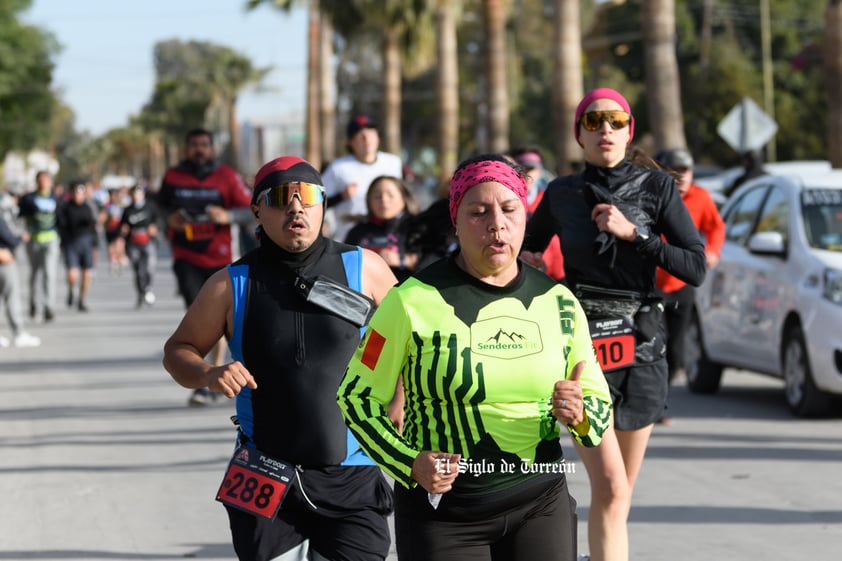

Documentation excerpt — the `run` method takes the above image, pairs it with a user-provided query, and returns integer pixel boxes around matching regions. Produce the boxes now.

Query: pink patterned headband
[449,159,528,225]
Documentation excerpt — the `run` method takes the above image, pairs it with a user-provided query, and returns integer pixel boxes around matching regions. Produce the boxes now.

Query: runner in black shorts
[603,364,669,430]
[172,260,220,306]
[163,156,399,561]
[58,182,98,312]
[522,88,706,561]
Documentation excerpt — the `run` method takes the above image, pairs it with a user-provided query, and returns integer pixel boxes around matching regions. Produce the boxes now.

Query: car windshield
[801,189,842,251]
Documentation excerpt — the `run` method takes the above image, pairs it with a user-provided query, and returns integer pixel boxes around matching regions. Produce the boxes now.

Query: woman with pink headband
[340,153,611,560]
[523,88,706,561]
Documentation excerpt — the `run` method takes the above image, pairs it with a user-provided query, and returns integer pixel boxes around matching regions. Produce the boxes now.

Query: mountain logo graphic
[471,317,543,359]
[486,329,526,344]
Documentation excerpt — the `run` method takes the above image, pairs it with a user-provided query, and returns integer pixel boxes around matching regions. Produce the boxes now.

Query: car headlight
[823,268,842,305]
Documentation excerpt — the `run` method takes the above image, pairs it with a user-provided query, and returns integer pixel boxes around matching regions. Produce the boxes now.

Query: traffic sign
[716,97,778,153]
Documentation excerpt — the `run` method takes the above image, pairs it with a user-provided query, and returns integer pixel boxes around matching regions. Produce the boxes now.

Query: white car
[695,161,832,208]
[688,169,842,416]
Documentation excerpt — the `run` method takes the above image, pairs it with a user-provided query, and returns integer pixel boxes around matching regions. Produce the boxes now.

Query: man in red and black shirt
[157,128,252,405]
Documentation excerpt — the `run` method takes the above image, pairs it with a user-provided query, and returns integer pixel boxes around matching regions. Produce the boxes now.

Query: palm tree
[335,1,434,157]
[101,125,151,178]
[641,0,686,150]
[305,1,322,167]
[246,0,333,167]
[435,0,459,182]
[825,0,842,167]
[552,0,584,175]
[482,0,510,153]
[319,14,337,163]
[207,48,272,171]
[382,23,402,155]
[250,1,438,165]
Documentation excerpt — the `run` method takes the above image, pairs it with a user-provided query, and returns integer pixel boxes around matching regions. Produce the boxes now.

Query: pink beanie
[574,88,635,144]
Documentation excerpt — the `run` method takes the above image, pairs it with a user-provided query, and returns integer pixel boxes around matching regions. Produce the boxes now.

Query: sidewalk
[0,256,243,559]
[1,254,840,560]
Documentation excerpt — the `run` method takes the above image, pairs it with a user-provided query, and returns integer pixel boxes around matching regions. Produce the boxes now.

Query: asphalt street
[1,254,841,560]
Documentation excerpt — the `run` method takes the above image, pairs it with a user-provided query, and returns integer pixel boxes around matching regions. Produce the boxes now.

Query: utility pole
[694,0,714,157]
[760,0,776,161]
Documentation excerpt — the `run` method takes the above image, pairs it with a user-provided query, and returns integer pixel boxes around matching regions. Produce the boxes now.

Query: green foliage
[580,0,827,164]
[245,0,296,11]
[137,39,270,146]
[319,0,834,172]
[51,100,89,182]
[0,0,59,157]
[138,78,210,141]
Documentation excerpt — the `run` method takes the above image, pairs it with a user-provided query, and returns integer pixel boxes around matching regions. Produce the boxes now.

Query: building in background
[239,114,305,182]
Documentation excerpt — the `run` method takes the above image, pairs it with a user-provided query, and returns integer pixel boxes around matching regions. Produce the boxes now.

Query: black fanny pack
[295,274,374,327]
[574,283,665,366]
[574,283,642,319]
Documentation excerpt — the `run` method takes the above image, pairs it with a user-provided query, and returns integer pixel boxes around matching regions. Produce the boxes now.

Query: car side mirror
[747,231,786,256]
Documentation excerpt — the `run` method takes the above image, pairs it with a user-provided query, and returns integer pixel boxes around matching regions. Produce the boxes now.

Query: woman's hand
[591,203,636,241]
[552,361,586,426]
[411,451,461,494]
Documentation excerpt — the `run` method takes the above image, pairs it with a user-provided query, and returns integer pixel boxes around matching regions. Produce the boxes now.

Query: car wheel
[685,311,723,394]
[782,325,831,417]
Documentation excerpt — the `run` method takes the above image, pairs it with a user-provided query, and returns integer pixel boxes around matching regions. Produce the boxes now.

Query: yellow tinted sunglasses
[580,110,631,132]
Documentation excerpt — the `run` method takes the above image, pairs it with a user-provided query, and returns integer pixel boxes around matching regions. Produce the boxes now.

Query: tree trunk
[383,28,402,157]
[320,15,336,164]
[305,0,321,169]
[436,0,459,184]
[692,0,714,156]
[167,141,180,169]
[642,0,686,150]
[483,0,509,153]
[825,0,842,167]
[552,0,584,176]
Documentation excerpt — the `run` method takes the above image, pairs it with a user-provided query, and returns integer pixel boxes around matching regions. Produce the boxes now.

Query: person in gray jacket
[0,202,41,348]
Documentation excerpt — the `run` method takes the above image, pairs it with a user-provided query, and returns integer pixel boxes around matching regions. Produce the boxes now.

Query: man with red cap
[321,115,403,242]
[163,156,398,561]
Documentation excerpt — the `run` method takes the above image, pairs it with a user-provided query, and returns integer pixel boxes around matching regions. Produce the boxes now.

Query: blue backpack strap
[340,247,375,466]
[227,263,255,441]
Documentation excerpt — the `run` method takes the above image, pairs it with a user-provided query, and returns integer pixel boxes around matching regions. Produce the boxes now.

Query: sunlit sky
[24,0,309,136]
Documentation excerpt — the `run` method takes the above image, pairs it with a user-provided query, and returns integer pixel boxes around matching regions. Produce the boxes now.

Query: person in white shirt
[322,115,403,241]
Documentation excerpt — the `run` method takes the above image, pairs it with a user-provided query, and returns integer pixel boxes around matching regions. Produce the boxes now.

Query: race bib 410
[589,316,635,372]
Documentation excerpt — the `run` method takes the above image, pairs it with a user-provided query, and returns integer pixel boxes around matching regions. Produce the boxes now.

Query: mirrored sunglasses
[261,182,325,207]
[580,110,631,132]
